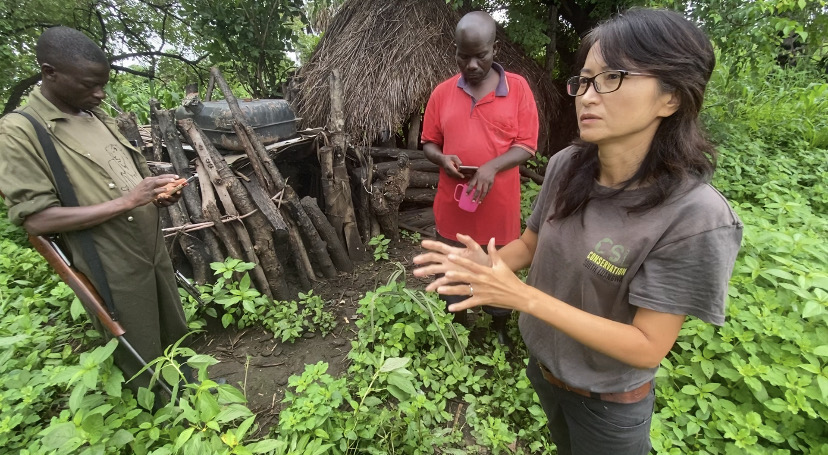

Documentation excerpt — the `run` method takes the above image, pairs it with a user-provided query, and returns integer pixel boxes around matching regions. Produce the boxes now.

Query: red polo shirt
[422,63,539,245]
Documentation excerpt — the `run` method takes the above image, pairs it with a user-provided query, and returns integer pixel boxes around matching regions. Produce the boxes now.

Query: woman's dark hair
[553,8,717,219]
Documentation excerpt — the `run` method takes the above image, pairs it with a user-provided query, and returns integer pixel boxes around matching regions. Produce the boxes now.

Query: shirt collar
[28,86,109,122]
[456,62,509,97]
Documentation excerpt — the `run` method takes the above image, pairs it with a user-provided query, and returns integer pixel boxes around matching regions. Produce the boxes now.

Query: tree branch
[111,51,209,66]
[3,73,42,115]
[109,65,154,78]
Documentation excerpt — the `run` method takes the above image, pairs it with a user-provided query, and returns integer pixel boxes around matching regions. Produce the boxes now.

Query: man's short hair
[36,26,108,69]
[455,11,497,45]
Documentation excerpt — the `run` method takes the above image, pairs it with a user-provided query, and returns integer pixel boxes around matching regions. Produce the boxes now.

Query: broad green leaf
[387,371,417,397]
[247,440,283,453]
[196,392,221,421]
[802,301,825,318]
[174,427,195,452]
[215,403,253,423]
[69,383,88,413]
[379,357,410,373]
[87,339,119,365]
[109,429,134,446]
[40,422,78,450]
[236,416,255,440]
[70,298,85,320]
[818,375,828,400]
[186,354,219,370]
[137,387,155,411]
[217,384,248,404]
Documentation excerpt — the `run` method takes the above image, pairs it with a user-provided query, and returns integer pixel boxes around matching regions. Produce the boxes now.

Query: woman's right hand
[412,234,489,293]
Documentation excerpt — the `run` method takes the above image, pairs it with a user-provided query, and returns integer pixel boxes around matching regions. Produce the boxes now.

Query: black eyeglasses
[566,70,654,96]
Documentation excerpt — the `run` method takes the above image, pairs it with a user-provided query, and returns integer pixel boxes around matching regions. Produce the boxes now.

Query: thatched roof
[292,0,563,154]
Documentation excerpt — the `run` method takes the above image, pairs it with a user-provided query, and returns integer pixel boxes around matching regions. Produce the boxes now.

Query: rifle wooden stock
[28,234,125,337]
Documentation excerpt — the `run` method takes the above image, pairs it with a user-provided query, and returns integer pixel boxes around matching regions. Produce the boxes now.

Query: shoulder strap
[16,111,119,320]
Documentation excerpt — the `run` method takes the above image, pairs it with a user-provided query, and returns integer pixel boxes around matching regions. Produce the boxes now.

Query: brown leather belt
[538,362,651,404]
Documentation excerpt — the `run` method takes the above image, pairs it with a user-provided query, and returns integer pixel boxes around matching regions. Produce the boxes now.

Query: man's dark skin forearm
[23,174,183,236]
[423,142,532,202]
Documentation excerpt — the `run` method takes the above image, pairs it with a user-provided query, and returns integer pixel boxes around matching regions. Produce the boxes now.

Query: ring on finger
[469,284,474,296]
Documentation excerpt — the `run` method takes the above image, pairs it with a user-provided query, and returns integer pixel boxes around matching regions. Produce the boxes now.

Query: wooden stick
[210,66,342,275]
[151,99,223,265]
[181,119,287,299]
[166,198,211,284]
[196,159,244,264]
[301,196,353,273]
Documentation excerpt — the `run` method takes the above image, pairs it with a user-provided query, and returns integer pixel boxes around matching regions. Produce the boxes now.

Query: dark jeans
[435,233,511,317]
[526,356,655,455]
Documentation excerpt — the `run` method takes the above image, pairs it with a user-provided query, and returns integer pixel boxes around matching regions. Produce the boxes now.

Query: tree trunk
[404,188,437,204]
[325,69,367,260]
[519,165,545,185]
[544,3,559,76]
[283,214,313,290]
[364,147,425,161]
[148,161,177,251]
[409,159,439,172]
[149,103,165,162]
[406,109,422,150]
[408,170,439,188]
[2,72,41,115]
[301,196,353,273]
[369,155,411,240]
[115,111,144,149]
[233,121,273,192]
[348,156,373,245]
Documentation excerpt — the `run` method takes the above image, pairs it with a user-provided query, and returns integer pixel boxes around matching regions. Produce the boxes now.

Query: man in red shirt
[421,11,539,347]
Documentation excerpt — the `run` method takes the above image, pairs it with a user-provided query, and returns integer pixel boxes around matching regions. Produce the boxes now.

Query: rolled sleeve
[0,116,60,226]
[421,89,444,146]
[629,224,743,325]
[513,79,539,154]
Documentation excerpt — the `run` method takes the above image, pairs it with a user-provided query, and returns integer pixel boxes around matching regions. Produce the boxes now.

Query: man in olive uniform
[0,27,188,393]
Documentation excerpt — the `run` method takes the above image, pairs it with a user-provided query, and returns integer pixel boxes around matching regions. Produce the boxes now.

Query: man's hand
[439,154,465,179]
[466,162,497,203]
[125,174,181,209]
[154,177,189,207]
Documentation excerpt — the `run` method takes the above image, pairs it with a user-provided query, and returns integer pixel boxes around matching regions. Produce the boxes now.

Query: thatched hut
[292,0,565,156]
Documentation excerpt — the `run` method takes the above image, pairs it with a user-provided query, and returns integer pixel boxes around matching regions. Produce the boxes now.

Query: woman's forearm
[517,286,685,369]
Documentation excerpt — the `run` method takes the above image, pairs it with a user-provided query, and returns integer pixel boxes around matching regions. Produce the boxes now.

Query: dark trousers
[526,357,655,455]
[435,233,511,317]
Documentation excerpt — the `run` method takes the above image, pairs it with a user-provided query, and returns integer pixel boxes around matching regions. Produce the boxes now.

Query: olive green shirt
[0,87,187,376]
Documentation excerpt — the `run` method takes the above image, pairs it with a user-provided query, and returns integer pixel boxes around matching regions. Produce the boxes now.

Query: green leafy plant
[183,258,338,343]
[400,229,422,244]
[368,234,391,261]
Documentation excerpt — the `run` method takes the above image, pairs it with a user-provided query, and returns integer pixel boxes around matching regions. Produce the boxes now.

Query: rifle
[27,232,173,397]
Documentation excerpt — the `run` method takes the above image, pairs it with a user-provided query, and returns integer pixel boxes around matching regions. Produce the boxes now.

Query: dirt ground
[191,236,433,433]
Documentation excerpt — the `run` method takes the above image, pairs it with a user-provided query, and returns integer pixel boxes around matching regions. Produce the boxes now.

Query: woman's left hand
[438,238,530,313]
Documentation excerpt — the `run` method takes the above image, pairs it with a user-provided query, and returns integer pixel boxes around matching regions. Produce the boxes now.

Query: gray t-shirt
[519,146,742,393]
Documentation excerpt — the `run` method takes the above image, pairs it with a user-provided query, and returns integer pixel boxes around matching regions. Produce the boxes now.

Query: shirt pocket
[482,115,517,143]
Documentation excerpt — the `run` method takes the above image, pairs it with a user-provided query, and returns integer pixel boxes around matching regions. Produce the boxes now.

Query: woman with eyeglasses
[413,8,742,455]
